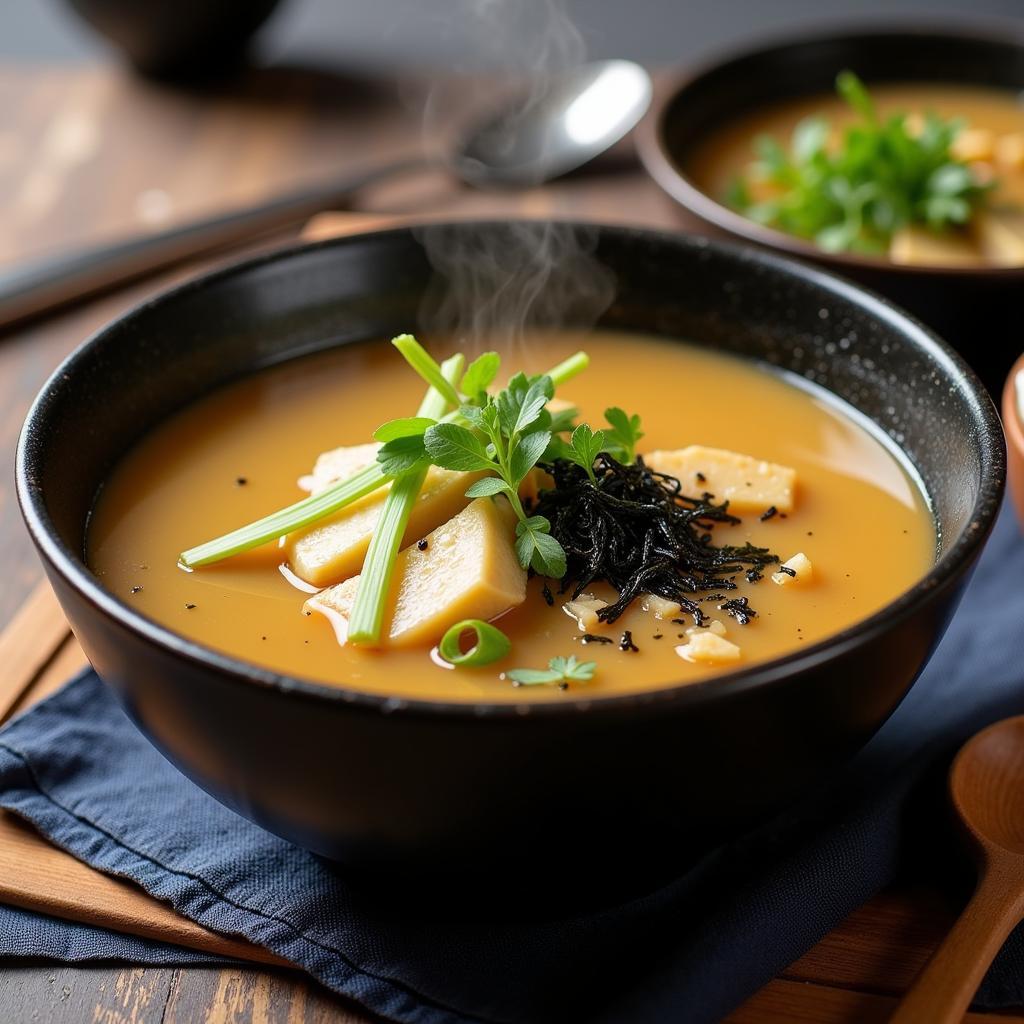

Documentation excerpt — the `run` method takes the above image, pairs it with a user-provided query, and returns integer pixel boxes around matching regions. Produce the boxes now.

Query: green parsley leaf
[507,654,597,687]
[497,373,551,438]
[464,477,512,499]
[460,352,501,400]
[514,516,567,578]
[373,416,436,442]
[423,423,495,473]
[564,423,606,482]
[603,407,644,464]
[508,429,551,486]
[376,434,428,476]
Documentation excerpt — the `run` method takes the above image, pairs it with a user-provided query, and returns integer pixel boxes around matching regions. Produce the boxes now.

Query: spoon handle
[891,861,1024,1024]
[0,156,426,332]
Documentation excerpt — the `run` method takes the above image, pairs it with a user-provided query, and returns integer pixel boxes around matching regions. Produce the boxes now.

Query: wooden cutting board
[0,212,402,965]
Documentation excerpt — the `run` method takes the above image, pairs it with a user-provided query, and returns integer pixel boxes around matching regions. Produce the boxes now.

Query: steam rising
[415,0,615,353]
[417,222,615,352]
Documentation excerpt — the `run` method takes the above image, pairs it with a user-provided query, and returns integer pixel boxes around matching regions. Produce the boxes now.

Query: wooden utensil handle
[891,862,1024,1024]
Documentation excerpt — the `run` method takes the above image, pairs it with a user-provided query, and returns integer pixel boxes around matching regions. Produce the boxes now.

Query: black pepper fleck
[184,602,196,610]
[760,506,778,521]
[619,630,639,652]
[695,471,706,483]
[417,539,429,551]
[130,585,143,594]
[541,583,554,607]
[235,477,248,486]
[580,633,613,645]
[304,610,312,616]
[653,633,663,640]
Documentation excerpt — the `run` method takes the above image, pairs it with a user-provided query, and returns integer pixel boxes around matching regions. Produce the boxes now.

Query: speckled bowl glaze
[637,25,1024,394]
[16,223,1005,892]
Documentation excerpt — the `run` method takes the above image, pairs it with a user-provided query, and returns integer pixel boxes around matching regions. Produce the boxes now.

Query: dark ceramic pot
[65,0,282,80]
[16,223,1004,895]
[637,25,1024,395]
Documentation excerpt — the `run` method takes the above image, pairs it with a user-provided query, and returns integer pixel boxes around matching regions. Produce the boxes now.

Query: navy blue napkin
[2,503,1024,1024]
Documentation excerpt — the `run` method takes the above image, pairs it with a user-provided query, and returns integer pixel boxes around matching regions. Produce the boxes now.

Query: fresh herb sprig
[507,655,597,688]
[374,343,593,580]
[727,70,994,254]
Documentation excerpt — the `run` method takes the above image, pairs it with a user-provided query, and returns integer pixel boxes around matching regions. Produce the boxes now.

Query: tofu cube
[563,594,609,632]
[675,632,741,665]
[685,619,727,638]
[951,128,994,163]
[305,498,526,648]
[772,552,813,586]
[641,594,682,619]
[889,226,984,268]
[287,443,483,587]
[297,442,381,495]
[644,446,796,514]
[973,208,1024,267]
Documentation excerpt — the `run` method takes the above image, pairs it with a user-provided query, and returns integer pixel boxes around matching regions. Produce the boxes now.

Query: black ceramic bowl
[16,223,1004,894]
[637,24,1024,394]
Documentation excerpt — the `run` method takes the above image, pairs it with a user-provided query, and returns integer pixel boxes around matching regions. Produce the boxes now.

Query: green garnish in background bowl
[726,70,995,254]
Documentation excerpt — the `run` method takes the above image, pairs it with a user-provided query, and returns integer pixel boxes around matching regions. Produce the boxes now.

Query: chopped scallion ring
[438,620,512,667]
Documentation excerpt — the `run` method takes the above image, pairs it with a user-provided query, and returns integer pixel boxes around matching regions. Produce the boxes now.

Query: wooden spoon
[892,716,1024,1023]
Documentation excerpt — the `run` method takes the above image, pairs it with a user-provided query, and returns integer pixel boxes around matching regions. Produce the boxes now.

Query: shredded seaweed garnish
[534,454,779,625]
[580,633,613,645]
[719,596,756,625]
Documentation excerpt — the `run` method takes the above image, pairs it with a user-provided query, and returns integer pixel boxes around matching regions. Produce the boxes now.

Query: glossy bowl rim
[636,20,1024,280]
[16,220,1006,720]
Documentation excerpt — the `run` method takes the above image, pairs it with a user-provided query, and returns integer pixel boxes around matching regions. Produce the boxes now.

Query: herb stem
[547,351,589,387]
[346,353,464,645]
[391,334,463,409]
[178,463,386,568]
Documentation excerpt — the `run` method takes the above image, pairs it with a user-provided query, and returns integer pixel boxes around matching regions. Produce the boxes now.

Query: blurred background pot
[64,0,284,80]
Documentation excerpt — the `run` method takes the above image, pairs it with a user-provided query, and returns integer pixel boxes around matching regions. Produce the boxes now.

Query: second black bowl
[638,24,1024,393]
[16,223,1005,892]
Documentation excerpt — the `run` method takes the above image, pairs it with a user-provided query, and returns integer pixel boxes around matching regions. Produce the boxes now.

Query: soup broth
[88,331,935,702]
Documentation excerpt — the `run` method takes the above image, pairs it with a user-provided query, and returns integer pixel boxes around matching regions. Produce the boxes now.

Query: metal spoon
[892,715,1024,1023]
[0,60,651,330]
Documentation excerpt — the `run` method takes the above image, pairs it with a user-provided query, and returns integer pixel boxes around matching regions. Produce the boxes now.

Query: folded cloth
[2,503,1024,1024]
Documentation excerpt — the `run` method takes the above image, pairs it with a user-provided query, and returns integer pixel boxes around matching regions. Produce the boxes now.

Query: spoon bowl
[952,716,1024,856]
[455,60,653,187]
[894,715,1024,1022]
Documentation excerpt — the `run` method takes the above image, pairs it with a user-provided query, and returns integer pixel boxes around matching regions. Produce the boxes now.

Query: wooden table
[0,61,1018,1024]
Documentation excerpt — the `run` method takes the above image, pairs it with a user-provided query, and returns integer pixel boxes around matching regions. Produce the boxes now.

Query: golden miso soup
[88,331,935,703]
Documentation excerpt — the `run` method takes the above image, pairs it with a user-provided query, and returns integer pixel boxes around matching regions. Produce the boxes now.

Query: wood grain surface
[0,61,1020,1024]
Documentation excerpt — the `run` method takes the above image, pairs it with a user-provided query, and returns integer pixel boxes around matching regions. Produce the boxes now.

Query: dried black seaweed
[534,455,779,625]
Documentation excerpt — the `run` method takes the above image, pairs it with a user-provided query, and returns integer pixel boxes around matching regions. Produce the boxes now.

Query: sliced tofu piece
[305,497,526,648]
[563,594,610,632]
[889,226,984,268]
[641,594,682,619]
[298,442,381,495]
[685,619,727,638]
[772,551,813,586]
[973,208,1024,267]
[645,445,796,514]
[951,127,995,163]
[287,443,484,586]
[675,632,741,665]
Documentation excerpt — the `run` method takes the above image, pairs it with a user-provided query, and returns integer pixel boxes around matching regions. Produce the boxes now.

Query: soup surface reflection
[88,331,935,702]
